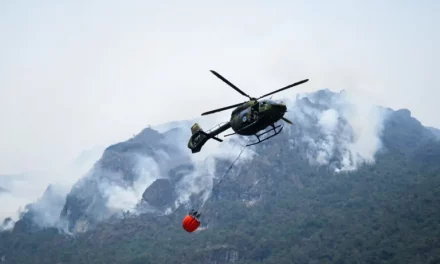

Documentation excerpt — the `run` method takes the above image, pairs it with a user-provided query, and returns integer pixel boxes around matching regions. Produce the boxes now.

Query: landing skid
[246,122,284,147]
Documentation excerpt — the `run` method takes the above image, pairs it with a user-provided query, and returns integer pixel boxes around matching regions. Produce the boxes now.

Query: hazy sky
[1,0,439,174]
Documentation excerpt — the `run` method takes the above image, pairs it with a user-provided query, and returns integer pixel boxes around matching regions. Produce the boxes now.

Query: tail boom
[187,122,231,153]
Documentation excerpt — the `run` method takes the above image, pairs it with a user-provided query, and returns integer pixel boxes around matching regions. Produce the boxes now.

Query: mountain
[58,127,194,233]
[12,184,68,233]
[0,146,106,229]
[428,126,440,140]
[71,145,106,174]
[1,89,440,264]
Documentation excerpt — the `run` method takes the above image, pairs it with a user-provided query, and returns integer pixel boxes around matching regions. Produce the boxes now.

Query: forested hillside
[1,90,439,264]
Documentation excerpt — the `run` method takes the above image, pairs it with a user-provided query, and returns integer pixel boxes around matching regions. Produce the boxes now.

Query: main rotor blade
[258,79,309,100]
[210,70,252,100]
[281,117,293,124]
[201,102,245,116]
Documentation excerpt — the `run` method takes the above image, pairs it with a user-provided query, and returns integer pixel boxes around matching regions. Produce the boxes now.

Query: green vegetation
[1,147,439,263]
[1,107,439,263]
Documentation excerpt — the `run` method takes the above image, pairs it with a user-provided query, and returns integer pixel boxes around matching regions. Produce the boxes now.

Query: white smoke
[1,89,386,232]
[286,89,386,172]
[0,218,14,231]
[152,89,384,211]
[153,116,257,211]
[101,155,161,214]
[0,172,70,227]
[315,108,339,165]
[172,124,257,210]
[0,192,27,229]
[0,146,104,226]
[25,184,69,229]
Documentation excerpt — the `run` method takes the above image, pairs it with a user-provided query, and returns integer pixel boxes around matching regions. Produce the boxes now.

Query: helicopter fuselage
[229,99,287,135]
[187,69,307,154]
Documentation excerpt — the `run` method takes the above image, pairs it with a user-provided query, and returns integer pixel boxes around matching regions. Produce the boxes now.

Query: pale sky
[1,0,439,174]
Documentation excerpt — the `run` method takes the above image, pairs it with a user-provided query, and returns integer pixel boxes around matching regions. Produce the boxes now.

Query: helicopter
[187,70,309,153]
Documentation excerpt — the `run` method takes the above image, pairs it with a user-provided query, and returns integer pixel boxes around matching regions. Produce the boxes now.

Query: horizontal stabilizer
[200,131,223,142]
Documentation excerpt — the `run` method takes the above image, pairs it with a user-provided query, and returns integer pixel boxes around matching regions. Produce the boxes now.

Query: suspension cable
[197,136,251,218]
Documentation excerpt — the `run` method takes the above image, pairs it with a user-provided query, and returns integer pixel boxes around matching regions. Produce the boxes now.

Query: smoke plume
[0,146,104,229]
[1,89,386,232]
[285,89,386,172]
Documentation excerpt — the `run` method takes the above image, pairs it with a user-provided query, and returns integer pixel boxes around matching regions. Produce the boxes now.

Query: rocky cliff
[2,89,440,263]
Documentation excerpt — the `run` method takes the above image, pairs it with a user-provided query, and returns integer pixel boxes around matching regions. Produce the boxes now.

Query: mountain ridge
[7,89,439,234]
[1,89,439,263]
